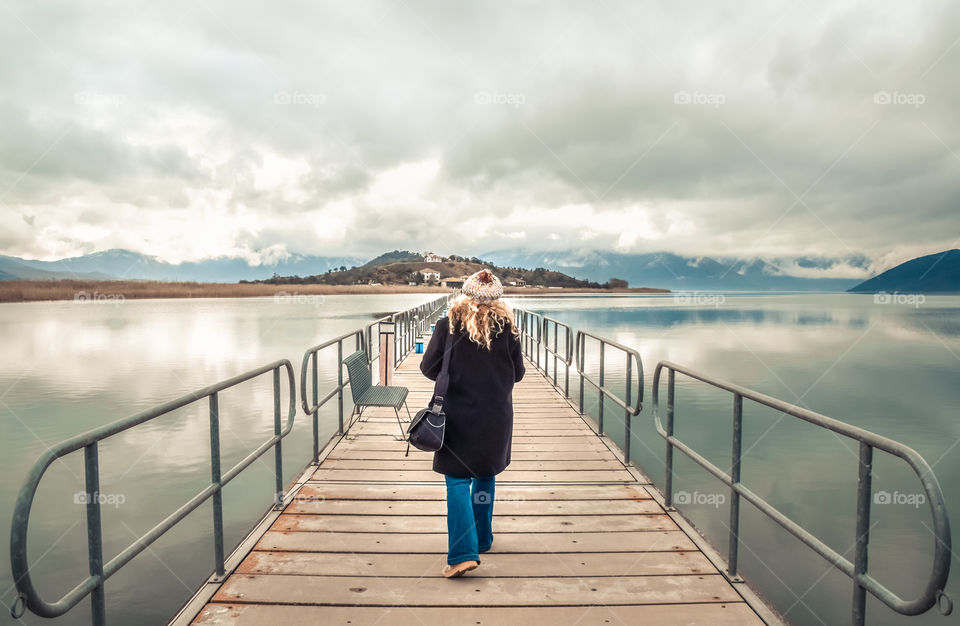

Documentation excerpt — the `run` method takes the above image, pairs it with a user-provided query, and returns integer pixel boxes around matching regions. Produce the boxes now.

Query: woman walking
[420,269,525,578]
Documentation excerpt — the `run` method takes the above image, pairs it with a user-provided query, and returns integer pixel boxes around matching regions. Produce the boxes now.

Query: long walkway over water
[189,337,771,625]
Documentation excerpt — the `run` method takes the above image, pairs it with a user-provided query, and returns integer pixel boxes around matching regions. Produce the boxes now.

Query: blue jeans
[444,475,495,565]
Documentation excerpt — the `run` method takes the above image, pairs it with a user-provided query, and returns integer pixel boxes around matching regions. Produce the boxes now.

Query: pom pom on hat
[461,269,503,302]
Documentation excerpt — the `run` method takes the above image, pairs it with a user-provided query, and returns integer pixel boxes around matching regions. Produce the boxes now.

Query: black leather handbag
[405,333,451,456]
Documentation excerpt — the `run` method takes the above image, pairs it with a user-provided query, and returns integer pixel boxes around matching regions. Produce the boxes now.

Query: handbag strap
[431,329,453,412]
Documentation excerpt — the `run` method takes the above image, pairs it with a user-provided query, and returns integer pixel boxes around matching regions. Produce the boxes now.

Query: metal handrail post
[624,352,632,464]
[552,322,559,387]
[853,442,874,626]
[82,443,105,626]
[208,392,225,579]
[598,341,605,434]
[337,340,344,434]
[311,353,319,463]
[728,392,743,578]
[273,368,283,509]
[664,369,675,509]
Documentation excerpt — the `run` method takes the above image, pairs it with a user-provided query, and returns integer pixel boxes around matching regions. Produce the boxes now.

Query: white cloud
[0,0,957,265]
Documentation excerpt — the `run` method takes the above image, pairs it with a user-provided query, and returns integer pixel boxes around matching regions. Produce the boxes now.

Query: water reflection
[511,293,960,626]
[0,294,435,626]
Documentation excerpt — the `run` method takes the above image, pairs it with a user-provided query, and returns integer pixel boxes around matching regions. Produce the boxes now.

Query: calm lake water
[0,294,437,626]
[1,292,958,625]
[508,293,960,626]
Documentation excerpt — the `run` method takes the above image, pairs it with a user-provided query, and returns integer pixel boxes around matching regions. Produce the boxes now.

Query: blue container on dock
[415,337,424,353]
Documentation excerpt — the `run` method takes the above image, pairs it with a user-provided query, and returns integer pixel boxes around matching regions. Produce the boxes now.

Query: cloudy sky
[1,0,957,272]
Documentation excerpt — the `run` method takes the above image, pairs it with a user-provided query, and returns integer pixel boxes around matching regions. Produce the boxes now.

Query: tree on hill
[604,278,628,289]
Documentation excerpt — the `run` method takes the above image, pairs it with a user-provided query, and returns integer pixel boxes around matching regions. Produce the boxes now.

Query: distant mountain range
[480,249,870,292]
[848,249,960,293]
[2,247,956,293]
[0,249,364,283]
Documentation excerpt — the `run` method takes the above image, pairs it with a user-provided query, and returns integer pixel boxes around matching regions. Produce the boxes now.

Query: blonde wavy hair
[447,293,520,350]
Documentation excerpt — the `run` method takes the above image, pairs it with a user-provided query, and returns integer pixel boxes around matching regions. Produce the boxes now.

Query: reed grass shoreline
[0,280,669,303]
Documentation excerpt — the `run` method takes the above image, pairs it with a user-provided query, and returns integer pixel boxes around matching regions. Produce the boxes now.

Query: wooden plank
[318,459,624,471]
[237,550,714,577]
[271,513,678,533]
[256,530,699,553]
[293,483,654,501]
[212,573,743,606]
[329,449,615,461]
[348,423,590,437]
[194,602,763,625]
[308,468,636,482]
[333,440,611,452]
[285,497,662,516]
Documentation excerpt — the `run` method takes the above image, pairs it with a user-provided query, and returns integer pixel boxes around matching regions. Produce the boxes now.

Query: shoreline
[0,280,670,303]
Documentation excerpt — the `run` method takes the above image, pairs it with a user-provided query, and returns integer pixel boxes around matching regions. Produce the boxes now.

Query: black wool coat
[420,315,525,478]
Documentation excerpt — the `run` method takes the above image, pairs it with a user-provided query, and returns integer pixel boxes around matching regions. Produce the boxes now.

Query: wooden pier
[190,337,772,625]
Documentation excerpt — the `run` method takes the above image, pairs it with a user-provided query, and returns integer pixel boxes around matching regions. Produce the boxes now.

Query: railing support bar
[337,341,344,435]
[273,368,283,510]
[311,352,319,463]
[83,443,106,626]
[208,392,225,579]
[664,368,675,509]
[728,392,743,579]
[624,352,632,465]
[853,442,874,626]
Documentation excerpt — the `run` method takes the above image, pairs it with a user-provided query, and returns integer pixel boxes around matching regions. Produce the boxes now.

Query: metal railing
[9,360,297,625]
[300,294,451,456]
[575,330,643,464]
[652,360,953,626]
[392,296,451,368]
[515,309,543,370]
[513,307,643,465]
[300,322,377,454]
[542,315,574,396]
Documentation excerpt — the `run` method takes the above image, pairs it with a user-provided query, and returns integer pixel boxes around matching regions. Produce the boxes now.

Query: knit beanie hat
[461,269,503,303]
